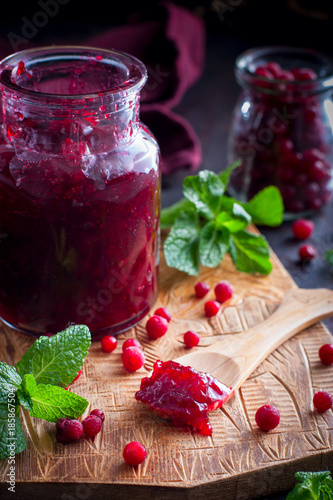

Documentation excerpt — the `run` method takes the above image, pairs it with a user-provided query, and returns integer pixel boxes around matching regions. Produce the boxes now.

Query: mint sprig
[0,326,91,459]
[286,471,333,499]
[161,163,283,276]
[325,249,333,267]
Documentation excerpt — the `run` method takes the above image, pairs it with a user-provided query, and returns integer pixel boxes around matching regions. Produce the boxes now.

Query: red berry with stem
[90,409,105,422]
[122,346,145,372]
[122,338,142,352]
[101,335,117,353]
[194,282,210,298]
[123,441,147,466]
[154,307,172,322]
[214,280,233,303]
[204,300,220,317]
[313,391,333,412]
[184,330,200,348]
[82,414,103,437]
[292,219,314,240]
[255,404,280,431]
[319,344,333,365]
[299,244,317,261]
[146,315,168,340]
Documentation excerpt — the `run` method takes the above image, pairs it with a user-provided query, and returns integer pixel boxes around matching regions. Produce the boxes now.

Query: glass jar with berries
[227,46,333,218]
[0,46,161,338]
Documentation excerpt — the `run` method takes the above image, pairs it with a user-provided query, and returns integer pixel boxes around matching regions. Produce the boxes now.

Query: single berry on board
[122,338,142,352]
[122,346,145,372]
[194,282,210,298]
[101,335,117,353]
[319,344,333,365]
[82,414,103,437]
[313,391,333,412]
[214,281,233,303]
[146,315,168,340]
[204,300,220,318]
[255,404,280,431]
[55,417,83,443]
[184,330,200,348]
[123,441,147,466]
[154,307,172,322]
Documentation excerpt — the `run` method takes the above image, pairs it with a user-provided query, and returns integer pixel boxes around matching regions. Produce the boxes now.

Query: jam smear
[135,360,234,435]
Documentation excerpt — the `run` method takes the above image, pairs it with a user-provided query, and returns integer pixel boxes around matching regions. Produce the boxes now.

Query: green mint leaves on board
[286,471,333,500]
[0,325,91,459]
[161,162,284,276]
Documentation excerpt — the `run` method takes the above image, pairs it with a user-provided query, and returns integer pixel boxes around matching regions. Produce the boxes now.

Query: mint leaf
[17,374,37,412]
[218,159,241,187]
[0,403,26,459]
[183,170,225,220]
[160,198,194,229]
[29,384,88,422]
[287,472,333,500]
[16,325,91,388]
[216,202,251,233]
[164,209,201,275]
[229,230,273,274]
[242,186,284,226]
[0,363,22,404]
[325,249,333,267]
[199,222,230,268]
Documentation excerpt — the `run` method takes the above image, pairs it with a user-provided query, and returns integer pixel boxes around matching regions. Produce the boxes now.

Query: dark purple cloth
[0,2,205,174]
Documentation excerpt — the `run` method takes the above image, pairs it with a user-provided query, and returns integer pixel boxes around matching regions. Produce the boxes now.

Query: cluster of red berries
[291,218,317,261]
[195,279,233,318]
[101,333,146,373]
[56,409,105,444]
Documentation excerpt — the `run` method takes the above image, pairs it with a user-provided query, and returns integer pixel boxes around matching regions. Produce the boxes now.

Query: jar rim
[235,45,333,93]
[0,45,147,103]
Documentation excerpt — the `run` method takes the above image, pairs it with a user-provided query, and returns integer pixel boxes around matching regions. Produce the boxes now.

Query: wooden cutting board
[0,239,333,500]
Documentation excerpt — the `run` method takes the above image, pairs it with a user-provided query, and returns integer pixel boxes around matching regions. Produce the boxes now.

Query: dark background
[1,1,333,499]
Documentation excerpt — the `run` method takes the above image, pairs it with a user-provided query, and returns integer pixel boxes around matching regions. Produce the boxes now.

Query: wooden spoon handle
[175,288,333,390]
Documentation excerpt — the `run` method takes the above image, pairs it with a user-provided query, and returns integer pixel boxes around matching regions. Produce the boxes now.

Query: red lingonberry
[122,346,145,372]
[90,409,105,422]
[55,417,83,443]
[64,419,84,441]
[146,315,168,340]
[194,281,210,298]
[154,307,172,322]
[101,335,117,353]
[183,330,200,348]
[214,280,233,303]
[255,404,280,431]
[204,300,220,317]
[292,219,314,240]
[82,414,103,437]
[319,344,333,365]
[313,391,333,412]
[122,338,142,352]
[299,244,317,261]
[123,441,147,466]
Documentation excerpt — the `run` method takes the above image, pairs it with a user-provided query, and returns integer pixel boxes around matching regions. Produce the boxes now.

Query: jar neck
[0,46,147,154]
[1,89,141,154]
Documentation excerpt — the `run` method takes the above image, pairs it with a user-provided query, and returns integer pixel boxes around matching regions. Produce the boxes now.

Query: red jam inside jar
[0,46,161,338]
[227,46,333,218]
[135,360,234,435]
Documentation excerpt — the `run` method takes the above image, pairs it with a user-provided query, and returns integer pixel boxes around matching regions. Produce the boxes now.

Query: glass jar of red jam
[227,46,333,218]
[0,46,161,338]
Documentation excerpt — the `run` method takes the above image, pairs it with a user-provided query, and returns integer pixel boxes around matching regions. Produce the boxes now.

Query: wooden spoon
[173,288,333,393]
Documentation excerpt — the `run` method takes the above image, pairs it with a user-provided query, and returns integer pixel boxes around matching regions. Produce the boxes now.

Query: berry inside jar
[228,47,333,217]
